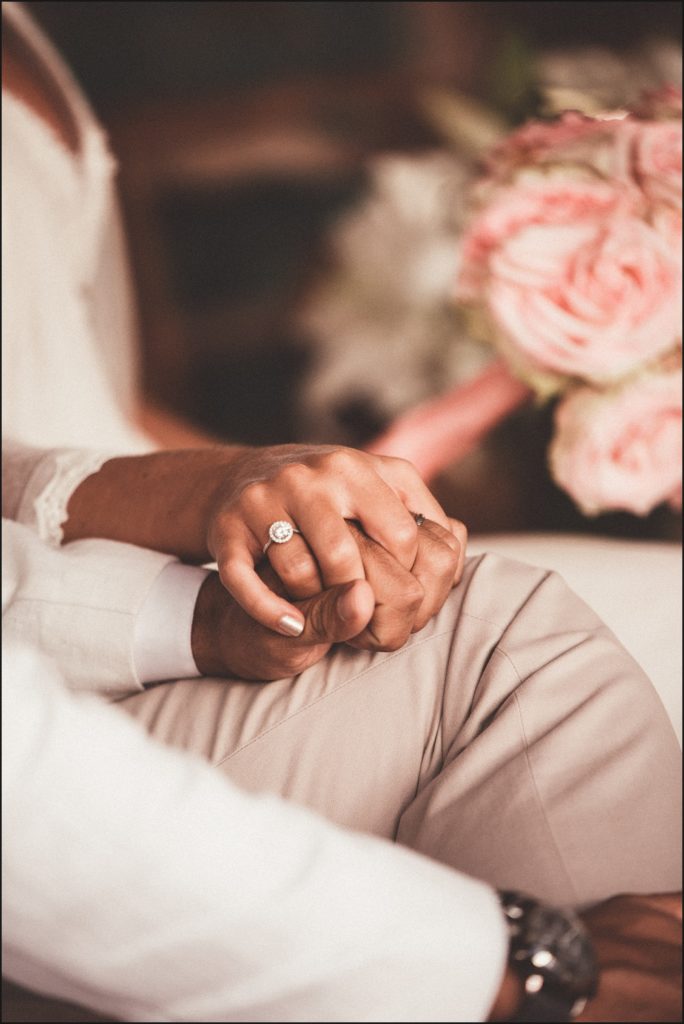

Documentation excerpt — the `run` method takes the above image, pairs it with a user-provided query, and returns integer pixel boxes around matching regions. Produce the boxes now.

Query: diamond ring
[263,520,302,554]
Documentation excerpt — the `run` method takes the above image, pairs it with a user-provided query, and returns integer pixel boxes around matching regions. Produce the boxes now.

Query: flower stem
[365,358,531,481]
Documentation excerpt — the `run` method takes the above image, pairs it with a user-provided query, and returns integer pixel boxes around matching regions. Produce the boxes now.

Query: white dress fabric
[1,1,152,453]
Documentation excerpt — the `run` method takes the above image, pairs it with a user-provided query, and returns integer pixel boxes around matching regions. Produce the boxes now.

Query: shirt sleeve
[133,561,210,683]
[2,518,176,696]
[2,642,508,1023]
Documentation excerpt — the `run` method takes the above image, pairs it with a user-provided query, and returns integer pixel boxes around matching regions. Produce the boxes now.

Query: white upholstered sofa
[469,533,682,745]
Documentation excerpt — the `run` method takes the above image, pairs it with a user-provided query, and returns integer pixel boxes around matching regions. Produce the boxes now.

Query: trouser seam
[497,645,579,903]
[214,614,500,767]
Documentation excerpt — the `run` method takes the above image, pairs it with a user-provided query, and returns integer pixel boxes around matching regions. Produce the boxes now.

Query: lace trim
[33,450,113,547]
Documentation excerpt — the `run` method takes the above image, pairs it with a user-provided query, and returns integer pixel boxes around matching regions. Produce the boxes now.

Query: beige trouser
[3,553,681,1022]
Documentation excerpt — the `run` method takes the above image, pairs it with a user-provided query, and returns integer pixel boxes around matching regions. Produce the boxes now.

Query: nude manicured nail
[278,613,304,637]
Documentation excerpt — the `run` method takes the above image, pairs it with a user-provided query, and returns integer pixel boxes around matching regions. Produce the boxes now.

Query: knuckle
[365,616,411,652]
[438,530,460,553]
[380,454,418,478]
[431,545,460,577]
[396,456,421,479]
[451,520,468,546]
[278,551,316,579]
[395,578,424,613]
[324,537,359,571]
[379,631,411,653]
[278,462,312,489]
[389,581,421,618]
[239,480,269,509]
[411,610,432,633]
[320,447,358,475]
[393,520,419,551]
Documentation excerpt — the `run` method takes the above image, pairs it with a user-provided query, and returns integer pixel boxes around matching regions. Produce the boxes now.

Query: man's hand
[343,517,465,651]
[63,444,456,638]
[191,567,375,680]
[577,893,682,1022]
[205,446,455,635]
[489,892,682,1022]
[191,516,466,680]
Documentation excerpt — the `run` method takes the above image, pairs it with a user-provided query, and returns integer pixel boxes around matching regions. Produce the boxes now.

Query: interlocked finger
[264,529,324,600]
[408,519,461,632]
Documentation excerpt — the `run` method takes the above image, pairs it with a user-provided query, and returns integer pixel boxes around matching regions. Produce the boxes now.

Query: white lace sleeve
[31,450,114,546]
[8,446,115,547]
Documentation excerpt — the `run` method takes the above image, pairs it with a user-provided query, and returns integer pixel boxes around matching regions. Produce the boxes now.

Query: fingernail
[278,613,304,637]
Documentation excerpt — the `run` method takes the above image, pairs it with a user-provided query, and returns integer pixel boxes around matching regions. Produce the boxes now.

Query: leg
[5,553,679,1023]
[394,553,682,907]
[118,553,681,906]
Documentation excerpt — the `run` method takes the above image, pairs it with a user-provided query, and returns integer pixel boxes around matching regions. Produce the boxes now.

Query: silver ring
[263,520,302,554]
[413,512,425,527]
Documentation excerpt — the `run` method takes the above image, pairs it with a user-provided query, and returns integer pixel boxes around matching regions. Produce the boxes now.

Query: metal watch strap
[499,890,596,1024]
[511,985,575,1023]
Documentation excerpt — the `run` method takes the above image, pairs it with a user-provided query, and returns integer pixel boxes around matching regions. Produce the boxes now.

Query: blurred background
[27,0,682,538]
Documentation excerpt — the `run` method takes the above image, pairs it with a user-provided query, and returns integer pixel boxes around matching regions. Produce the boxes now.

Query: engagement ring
[263,520,301,554]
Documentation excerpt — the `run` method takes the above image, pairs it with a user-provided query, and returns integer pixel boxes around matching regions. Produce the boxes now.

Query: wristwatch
[499,890,598,1023]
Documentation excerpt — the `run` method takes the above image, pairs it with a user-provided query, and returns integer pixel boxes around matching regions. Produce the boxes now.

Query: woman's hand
[63,443,461,635]
[204,444,455,635]
[191,515,467,680]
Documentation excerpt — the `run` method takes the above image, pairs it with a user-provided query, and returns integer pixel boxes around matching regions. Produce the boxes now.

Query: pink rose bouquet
[549,369,682,515]
[453,87,682,516]
[367,89,681,518]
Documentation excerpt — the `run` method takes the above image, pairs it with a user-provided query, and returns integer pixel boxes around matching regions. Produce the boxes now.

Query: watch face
[502,894,598,999]
[522,905,597,994]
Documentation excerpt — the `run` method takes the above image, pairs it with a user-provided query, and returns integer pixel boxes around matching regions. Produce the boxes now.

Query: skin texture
[190,518,462,679]
[576,893,682,1023]
[63,444,465,636]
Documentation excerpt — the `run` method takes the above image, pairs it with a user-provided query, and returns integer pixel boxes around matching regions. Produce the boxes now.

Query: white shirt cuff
[133,562,210,683]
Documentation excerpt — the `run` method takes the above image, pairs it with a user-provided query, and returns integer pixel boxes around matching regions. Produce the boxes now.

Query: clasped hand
[192,516,466,680]
[64,441,467,668]
[203,444,465,638]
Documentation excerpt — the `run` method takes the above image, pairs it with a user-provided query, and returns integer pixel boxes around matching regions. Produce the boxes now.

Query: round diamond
[269,521,294,544]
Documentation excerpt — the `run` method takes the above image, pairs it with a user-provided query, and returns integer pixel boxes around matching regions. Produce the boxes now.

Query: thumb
[298,579,375,645]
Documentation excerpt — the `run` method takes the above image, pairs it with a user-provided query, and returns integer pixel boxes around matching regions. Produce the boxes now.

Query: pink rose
[486,111,623,182]
[622,119,683,207]
[650,203,683,258]
[630,85,683,122]
[486,96,682,207]
[456,176,681,384]
[549,371,683,515]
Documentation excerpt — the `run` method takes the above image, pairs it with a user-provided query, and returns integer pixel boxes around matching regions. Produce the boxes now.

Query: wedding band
[413,512,426,527]
[263,520,301,554]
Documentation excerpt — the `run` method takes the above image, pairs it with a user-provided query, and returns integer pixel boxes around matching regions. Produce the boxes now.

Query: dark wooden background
[27,1,682,540]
